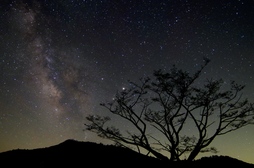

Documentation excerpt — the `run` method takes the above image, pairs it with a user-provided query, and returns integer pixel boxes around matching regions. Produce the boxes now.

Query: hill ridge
[0,139,253,168]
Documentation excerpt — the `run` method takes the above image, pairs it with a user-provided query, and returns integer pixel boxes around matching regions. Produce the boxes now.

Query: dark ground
[0,139,253,168]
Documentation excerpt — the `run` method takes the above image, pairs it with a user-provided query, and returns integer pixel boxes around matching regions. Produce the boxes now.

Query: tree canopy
[85,59,254,161]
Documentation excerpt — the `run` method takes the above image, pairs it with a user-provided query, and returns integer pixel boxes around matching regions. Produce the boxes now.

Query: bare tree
[85,59,254,161]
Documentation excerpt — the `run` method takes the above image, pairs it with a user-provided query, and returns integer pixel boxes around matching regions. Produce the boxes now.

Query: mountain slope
[0,139,162,167]
[0,139,253,168]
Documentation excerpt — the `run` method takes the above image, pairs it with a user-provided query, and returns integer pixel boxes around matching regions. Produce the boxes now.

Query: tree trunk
[187,147,201,161]
[169,149,180,161]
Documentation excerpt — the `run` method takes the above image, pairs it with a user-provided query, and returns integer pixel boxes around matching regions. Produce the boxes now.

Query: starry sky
[0,0,254,164]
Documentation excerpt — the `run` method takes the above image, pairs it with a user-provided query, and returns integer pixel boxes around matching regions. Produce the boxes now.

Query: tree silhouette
[85,59,254,161]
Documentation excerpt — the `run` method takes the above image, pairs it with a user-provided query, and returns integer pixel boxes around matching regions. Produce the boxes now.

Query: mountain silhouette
[0,139,253,168]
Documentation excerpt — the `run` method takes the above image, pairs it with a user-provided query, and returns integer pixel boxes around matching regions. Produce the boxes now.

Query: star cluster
[0,0,254,164]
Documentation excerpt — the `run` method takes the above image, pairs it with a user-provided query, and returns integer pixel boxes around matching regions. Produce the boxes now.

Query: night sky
[0,0,254,163]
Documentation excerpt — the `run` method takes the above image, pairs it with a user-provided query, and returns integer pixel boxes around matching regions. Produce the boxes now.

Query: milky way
[1,0,254,164]
[0,1,106,148]
[7,1,97,120]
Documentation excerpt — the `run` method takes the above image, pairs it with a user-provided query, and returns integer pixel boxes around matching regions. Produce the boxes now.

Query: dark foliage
[0,139,253,168]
